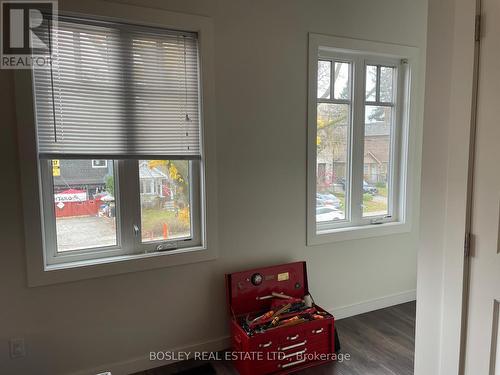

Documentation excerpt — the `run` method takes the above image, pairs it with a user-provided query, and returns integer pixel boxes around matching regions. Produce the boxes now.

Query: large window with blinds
[32,16,205,265]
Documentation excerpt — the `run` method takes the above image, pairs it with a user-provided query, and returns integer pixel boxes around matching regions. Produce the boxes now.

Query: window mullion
[375,65,381,102]
[117,160,142,254]
[40,159,58,262]
[190,160,203,245]
[350,56,366,225]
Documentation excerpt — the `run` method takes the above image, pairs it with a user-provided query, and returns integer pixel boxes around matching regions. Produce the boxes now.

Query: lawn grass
[141,209,176,231]
[363,200,388,213]
[377,187,388,197]
[141,208,190,239]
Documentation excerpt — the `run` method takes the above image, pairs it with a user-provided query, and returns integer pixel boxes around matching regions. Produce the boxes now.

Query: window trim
[307,33,418,245]
[15,5,217,286]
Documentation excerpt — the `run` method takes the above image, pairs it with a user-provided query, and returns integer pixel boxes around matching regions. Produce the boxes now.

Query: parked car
[316,206,344,222]
[363,181,378,195]
[338,177,347,191]
[316,193,341,209]
[333,179,378,195]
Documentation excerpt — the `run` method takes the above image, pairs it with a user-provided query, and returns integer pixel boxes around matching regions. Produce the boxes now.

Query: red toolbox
[225,261,336,375]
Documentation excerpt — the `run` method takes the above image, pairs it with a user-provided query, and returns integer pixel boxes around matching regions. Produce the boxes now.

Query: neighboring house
[138,160,169,197]
[363,121,390,184]
[317,121,390,188]
[54,160,172,200]
[53,159,111,198]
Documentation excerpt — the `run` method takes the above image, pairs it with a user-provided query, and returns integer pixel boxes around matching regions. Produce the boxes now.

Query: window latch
[156,242,178,252]
[133,224,140,237]
[370,215,392,225]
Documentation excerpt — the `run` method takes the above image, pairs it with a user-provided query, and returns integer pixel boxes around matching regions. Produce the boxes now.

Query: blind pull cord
[183,35,191,151]
[47,19,58,143]
[183,35,190,123]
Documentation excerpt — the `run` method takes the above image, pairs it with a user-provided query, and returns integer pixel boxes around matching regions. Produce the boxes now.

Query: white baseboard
[69,290,415,375]
[68,336,231,375]
[329,289,416,320]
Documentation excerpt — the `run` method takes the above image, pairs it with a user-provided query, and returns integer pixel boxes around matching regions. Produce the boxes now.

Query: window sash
[40,159,203,265]
[316,57,354,225]
[315,51,406,233]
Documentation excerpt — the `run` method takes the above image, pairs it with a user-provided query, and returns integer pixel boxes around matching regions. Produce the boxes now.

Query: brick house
[317,121,390,189]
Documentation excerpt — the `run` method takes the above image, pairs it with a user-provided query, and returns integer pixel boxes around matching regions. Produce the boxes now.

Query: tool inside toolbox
[238,292,333,336]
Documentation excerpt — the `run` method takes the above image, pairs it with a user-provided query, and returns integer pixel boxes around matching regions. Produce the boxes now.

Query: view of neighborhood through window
[316,103,349,221]
[316,60,352,223]
[51,159,194,251]
[363,65,395,218]
[316,60,396,225]
[139,160,192,242]
[53,160,117,252]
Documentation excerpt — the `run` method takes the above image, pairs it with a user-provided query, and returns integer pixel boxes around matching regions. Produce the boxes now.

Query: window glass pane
[333,62,350,100]
[317,60,331,99]
[365,65,377,101]
[139,160,192,242]
[53,159,117,252]
[316,103,350,222]
[363,106,392,217]
[380,66,394,103]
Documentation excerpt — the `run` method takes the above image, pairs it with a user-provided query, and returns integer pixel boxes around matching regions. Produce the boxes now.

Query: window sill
[308,220,411,246]
[28,245,216,287]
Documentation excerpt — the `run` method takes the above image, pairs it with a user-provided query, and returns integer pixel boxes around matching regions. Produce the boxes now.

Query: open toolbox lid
[225,261,309,316]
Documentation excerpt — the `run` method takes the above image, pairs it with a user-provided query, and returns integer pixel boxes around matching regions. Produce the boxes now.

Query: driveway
[56,216,116,252]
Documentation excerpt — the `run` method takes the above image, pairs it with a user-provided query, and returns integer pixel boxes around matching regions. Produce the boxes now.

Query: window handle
[370,215,392,225]
[133,224,140,237]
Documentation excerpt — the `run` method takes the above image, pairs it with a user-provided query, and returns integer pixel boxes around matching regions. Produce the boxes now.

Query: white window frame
[307,34,418,245]
[15,4,217,286]
[91,159,107,168]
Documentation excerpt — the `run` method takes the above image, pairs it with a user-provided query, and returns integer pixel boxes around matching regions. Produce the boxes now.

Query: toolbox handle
[286,334,300,341]
[312,328,324,334]
[278,357,307,369]
[282,348,307,360]
[258,341,272,348]
[279,340,307,351]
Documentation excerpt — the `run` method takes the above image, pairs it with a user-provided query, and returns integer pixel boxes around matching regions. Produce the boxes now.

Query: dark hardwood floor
[134,301,416,375]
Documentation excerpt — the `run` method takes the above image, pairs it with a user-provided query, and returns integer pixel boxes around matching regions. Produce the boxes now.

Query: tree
[147,160,190,205]
[317,103,349,188]
[105,175,114,195]
[367,66,393,122]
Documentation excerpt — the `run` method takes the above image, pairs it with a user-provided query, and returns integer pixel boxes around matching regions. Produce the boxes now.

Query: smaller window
[308,34,416,244]
[92,160,108,169]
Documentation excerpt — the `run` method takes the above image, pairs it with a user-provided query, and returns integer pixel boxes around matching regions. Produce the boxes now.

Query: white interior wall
[0,0,427,374]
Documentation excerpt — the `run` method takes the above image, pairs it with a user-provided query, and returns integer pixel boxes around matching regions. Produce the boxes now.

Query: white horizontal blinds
[33,17,201,159]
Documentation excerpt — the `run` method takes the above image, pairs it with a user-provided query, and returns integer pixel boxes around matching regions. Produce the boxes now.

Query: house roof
[139,161,168,180]
[53,160,110,187]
